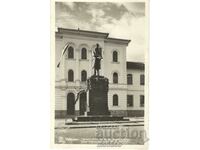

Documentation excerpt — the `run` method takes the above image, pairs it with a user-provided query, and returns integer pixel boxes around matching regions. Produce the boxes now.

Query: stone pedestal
[87,75,110,115]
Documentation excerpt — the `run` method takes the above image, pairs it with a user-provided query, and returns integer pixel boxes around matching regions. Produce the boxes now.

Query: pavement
[54,117,146,145]
[55,124,146,145]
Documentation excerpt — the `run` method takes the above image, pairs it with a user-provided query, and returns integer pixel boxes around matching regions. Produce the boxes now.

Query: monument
[87,43,110,115]
[93,43,102,77]
[75,43,128,122]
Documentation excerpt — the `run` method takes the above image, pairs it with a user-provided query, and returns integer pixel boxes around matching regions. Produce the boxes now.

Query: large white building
[55,28,145,118]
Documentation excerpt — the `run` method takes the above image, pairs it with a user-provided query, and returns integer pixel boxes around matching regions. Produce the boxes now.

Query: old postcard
[51,0,149,149]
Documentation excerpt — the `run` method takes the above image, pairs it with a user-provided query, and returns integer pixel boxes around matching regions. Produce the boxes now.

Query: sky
[55,2,146,62]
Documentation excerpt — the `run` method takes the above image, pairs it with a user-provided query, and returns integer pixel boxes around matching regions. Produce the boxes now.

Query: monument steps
[75,116,129,122]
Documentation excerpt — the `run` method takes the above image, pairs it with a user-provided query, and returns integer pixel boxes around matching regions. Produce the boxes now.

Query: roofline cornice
[57,27,109,39]
[56,28,131,45]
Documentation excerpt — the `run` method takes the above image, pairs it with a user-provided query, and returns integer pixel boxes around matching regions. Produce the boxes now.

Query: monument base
[87,75,110,115]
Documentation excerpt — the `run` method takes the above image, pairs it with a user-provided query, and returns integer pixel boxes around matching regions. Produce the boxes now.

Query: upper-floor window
[113,51,118,62]
[68,46,74,59]
[113,72,118,84]
[81,48,87,59]
[68,69,74,82]
[140,95,145,107]
[113,94,118,106]
[81,70,87,82]
[140,74,145,85]
[127,74,133,85]
[127,95,133,107]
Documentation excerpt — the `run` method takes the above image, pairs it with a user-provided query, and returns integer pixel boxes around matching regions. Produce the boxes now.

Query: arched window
[81,70,87,82]
[68,46,74,58]
[68,69,74,82]
[127,74,133,85]
[113,94,118,106]
[67,93,75,115]
[81,48,87,59]
[113,72,118,83]
[113,51,118,62]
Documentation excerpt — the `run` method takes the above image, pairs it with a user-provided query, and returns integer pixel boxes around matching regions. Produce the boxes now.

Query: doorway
[80,92,87,115]
[67,93,75,115]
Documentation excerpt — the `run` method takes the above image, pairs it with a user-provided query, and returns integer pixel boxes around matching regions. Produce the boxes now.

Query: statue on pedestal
[93,43,102,76]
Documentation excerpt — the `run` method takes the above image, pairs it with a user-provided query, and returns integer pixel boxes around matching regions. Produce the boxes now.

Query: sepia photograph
[2,0,200,150]
[52,0,148,147]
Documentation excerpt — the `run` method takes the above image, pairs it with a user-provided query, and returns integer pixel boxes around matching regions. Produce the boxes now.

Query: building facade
[55,28,145,118]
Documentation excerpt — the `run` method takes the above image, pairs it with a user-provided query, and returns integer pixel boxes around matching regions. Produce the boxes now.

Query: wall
[127,69,145,110]
[103,43,127,84]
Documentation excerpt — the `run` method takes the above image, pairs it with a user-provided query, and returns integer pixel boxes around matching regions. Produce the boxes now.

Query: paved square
[55,125,146,145]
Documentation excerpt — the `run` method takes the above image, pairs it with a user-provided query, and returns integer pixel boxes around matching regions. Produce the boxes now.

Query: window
[127,74,133,85]
[81,48,87,59]
[140,74,145,85]
[113,51,118,62]
[68,69,74,81]
[81,70,87,82]
[68,46,74,58]
[127,95,133,107]
[113,72,118,83]
[140,95,145,107]
[113,94,118,106]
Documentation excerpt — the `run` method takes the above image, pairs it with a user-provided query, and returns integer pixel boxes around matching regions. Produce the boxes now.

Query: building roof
[105,37,131,45]
[56,27,131,45]
[57,27,109,39]
[127,61,145,70]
